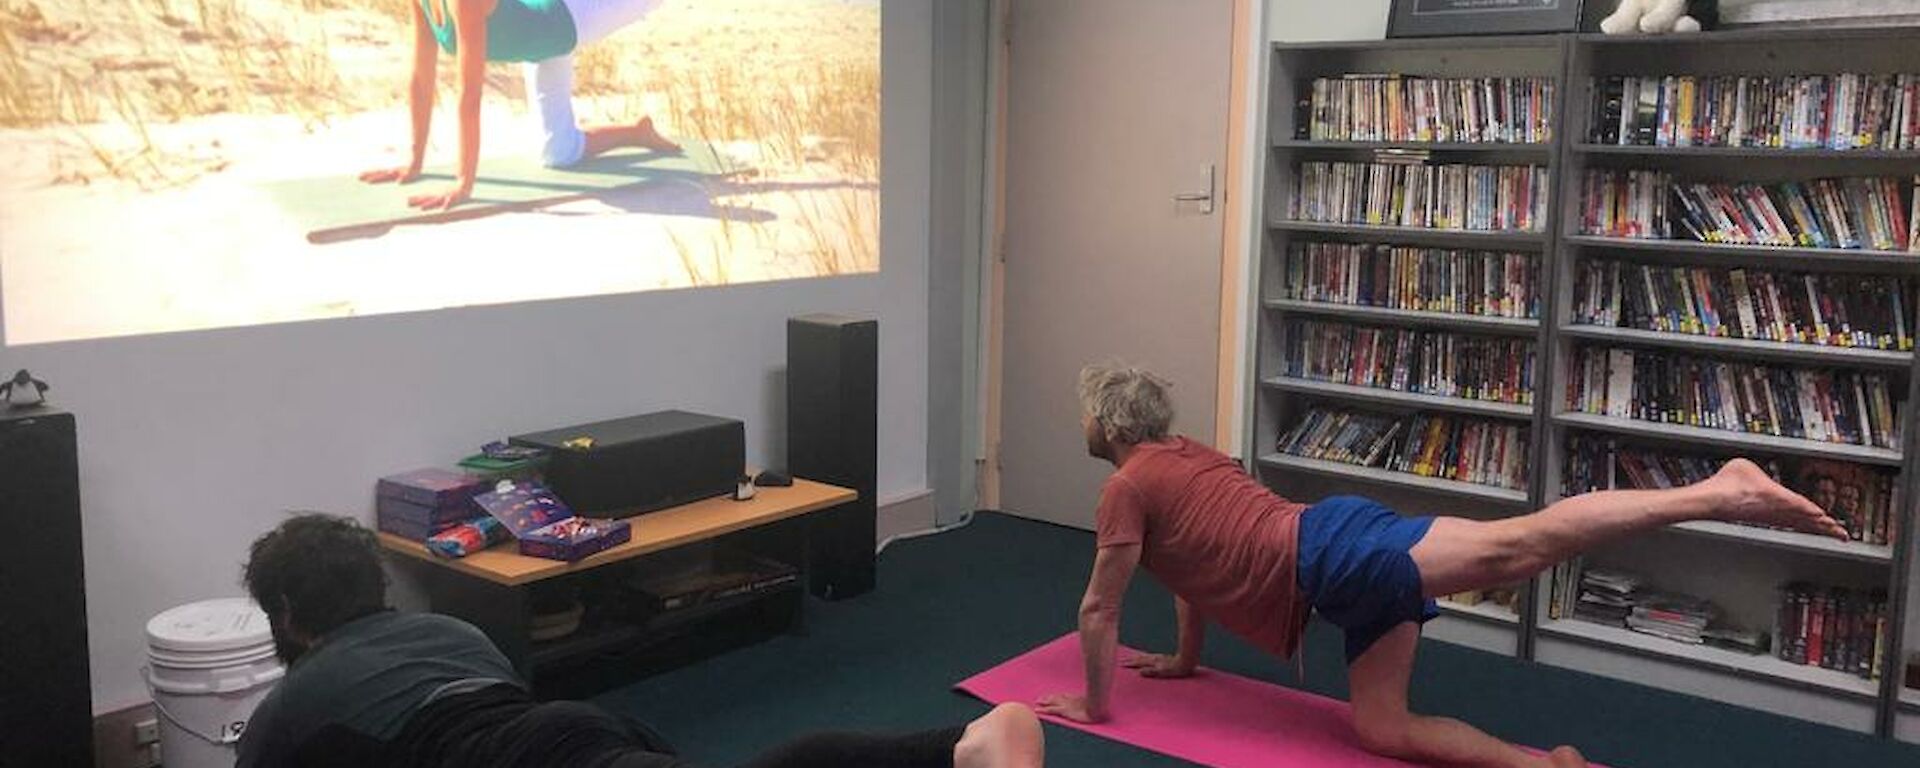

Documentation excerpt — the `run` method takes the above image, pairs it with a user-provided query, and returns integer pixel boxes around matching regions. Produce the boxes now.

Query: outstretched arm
[408,0,494,210]
[361,1,439,185]
[1037,543,1140,723]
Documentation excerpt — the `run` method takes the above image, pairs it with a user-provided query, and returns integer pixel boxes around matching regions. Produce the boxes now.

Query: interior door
[996,0,1235,529]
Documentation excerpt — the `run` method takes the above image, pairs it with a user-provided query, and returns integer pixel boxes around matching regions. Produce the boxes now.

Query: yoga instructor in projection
[361,0,683,210]
[1037,362,1847,768]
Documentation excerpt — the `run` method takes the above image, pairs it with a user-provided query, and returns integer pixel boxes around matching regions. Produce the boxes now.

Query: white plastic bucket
[144,598,285,768]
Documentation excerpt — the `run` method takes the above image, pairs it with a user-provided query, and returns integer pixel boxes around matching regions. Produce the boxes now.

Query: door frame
[977,0,1267,508]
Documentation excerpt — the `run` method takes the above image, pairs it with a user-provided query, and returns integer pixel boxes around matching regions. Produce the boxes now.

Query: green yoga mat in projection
[263,141,734,244]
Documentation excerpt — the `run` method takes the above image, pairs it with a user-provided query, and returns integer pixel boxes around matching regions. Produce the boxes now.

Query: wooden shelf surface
[379,479,855,586]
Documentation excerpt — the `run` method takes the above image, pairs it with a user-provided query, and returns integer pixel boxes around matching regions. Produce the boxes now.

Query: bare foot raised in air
[1547,745,1588,767]
[1707,458,1847,539]
[955,703,1045,768]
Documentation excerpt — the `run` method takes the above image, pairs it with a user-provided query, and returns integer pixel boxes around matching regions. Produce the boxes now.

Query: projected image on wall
[0,0,880,344]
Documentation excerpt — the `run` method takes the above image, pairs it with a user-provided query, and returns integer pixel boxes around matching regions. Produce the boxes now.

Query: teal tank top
[421,0,577,63]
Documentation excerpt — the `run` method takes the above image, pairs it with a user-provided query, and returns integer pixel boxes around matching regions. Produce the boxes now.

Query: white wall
[927,0,991,526]
[0,2,935,714]
[1266,0,1389,42]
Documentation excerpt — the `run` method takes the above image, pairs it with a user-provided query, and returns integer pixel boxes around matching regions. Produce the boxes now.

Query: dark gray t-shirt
[236,611,521,768]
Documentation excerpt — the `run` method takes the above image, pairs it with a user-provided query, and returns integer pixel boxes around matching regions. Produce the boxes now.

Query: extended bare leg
[1412,459,1840,597]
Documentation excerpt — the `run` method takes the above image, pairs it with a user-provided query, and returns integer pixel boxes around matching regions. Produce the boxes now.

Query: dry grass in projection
[0,0,879,280]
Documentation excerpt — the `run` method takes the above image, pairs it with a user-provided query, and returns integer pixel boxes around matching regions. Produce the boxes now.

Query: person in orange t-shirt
[1037,362,1845,768]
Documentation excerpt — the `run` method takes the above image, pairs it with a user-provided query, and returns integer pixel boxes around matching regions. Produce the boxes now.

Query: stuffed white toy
[1601,0,1704,34]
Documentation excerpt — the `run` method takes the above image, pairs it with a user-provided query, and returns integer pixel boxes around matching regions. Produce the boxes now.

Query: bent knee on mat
[1351,715,1418,756]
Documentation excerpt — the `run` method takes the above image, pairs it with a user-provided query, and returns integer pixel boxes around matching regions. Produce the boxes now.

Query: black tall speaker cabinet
[0,408,94,767]
[787,315,878,600]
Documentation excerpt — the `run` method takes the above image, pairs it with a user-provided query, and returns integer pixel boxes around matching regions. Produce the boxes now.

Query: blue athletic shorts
[1295,495,1438,662]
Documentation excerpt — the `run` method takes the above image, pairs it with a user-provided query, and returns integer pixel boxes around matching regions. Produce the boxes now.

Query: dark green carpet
[593,512,1920,767]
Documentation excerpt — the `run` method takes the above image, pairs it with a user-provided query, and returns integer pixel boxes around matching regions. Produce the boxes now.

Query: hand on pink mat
[1120,653,1196,679]
[1035,693,1104,724]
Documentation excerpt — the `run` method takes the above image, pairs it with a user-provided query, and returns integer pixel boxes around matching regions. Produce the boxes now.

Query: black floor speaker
[0,408,93,767]
[787,315,878,600]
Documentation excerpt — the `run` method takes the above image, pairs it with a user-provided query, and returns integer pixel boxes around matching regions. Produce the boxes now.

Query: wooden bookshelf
[1254,28,1920,738]
[1262,377,1534,420]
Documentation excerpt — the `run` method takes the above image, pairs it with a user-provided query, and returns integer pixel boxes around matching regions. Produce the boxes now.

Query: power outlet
[133,718,160,746]
[133,743,162,768]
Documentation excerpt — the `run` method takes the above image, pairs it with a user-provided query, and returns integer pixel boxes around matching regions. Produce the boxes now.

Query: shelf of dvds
[1666,521,1895,565]
[1254,28,1920,739]
[1537,619,1882,700]
[1554,412,1905,467]
[1574,144,1920,161]
[1255,454,1530,505]
[1542,27,1918,738]
[1559,325,1914,369]
[1263,299,1540,334]
[1275,139,1554,156]
[1270,221,1548,248]
[1254,35,1570,660]
[1262,377,1534,420]
[1561,236,1920,271]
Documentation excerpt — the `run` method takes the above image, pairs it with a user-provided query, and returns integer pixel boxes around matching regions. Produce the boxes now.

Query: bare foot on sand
[632,116,682,154]
[1707,458,1848,539]
[955,703,1045,768]
[1547,745,1589,767]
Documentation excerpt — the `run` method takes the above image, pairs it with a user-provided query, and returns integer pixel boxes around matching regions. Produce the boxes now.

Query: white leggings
[524,0,665,167]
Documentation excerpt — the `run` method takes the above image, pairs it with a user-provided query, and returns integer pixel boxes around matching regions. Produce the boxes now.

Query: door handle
[1173,164,1216,214]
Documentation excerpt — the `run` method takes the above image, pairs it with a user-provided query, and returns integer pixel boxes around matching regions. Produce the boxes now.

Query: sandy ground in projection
[0,0,878,344]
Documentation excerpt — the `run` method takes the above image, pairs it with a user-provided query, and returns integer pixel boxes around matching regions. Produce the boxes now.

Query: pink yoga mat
[956,634,1591,768]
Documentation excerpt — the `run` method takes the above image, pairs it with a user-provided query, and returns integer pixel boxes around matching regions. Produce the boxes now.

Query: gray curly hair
[1077,361,1175,444]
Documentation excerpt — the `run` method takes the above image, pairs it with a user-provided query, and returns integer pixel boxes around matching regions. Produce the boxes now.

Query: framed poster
[1387,0,1588,38]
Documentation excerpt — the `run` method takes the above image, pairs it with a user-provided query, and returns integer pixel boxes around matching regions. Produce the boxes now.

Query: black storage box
[510,411,744,517]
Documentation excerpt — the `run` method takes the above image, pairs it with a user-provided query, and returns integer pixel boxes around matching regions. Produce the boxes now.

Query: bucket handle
[142,666,250,747]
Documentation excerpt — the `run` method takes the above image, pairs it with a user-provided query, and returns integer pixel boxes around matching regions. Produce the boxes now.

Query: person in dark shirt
[1037,362,1845,768]
[237,514,1043,768]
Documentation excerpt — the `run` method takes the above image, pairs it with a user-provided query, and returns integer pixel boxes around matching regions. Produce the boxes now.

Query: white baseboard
[877,489,938,541]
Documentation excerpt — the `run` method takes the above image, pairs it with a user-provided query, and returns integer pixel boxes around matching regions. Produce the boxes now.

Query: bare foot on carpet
[1548,745,1589,767]
[955,703,1045,768]
[1706,458,1847,540]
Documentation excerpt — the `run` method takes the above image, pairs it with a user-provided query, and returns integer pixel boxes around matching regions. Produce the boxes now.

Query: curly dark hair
[243,513,389,650]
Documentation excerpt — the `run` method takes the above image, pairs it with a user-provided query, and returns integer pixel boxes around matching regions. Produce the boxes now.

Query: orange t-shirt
[1094,437,1312,659]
